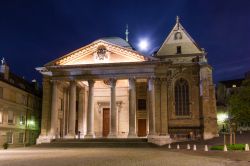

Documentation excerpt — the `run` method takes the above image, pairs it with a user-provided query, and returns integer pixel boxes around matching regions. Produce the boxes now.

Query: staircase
[35,138,157,148]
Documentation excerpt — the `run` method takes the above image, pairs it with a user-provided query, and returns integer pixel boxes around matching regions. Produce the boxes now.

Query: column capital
[69,80,77,86]
[160,78,168,85]
[50,79,59,84]
[109,78,117,87]
[88,80,95,88]
[148,77,168,85]
[79,87,85,94]
[128,77,136,81]
[128,77,136,89]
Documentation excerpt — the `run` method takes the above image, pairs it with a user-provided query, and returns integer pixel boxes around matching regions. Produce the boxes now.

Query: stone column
[66,81,76,138]
[160,78,168,135]
[40,76,52,136]
[78,87,85,138]
[147,78,171,146]
[108,78,117,138]
[128,78,137,137]
[85,80,95,138]
[62,88,68,137]
[50,80,58,138]
[148,78,155,136]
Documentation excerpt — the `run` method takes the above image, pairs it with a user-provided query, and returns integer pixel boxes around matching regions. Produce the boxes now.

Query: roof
[0,72,42,97]
[44,37,150,66]
[99,37,133,49]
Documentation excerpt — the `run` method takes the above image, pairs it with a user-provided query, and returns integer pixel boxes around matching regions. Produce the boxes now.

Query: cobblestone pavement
[0,147,249,166]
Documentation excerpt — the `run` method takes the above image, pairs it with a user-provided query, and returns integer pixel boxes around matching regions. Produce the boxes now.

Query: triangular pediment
[157,17,203,56]
[45,39,147,66]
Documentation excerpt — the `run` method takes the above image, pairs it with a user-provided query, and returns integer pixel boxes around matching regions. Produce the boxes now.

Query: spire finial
[125,24,129,42]
[176,16,180,29]
[176,16,180,24]
[1,57,6,65]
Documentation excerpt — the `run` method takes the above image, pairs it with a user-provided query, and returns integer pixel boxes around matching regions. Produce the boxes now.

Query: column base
[108,133,117,138]
[79,133,85,139]
[64,134,76,139]
[36,135,54,144]
[203,132,218,140]
[84,133,95,138]
[127,133,137,138]
[147,134,172,146]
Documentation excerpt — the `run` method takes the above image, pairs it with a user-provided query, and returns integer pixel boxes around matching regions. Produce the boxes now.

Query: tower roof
[157,16,203,56]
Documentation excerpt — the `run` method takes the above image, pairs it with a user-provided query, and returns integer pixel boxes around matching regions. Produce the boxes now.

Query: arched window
[175,78,190,116]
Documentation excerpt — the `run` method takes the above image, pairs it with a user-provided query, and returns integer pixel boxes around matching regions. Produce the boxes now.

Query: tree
[229,79,250,124]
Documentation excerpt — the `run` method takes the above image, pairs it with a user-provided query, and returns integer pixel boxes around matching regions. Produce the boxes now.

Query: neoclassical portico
[37,59,173,145]
[36,18,218,146]
[55,75,168,138]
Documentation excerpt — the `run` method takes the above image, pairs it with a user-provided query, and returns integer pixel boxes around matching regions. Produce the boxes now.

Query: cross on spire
[176,16,180,29]
[176,16,180,23]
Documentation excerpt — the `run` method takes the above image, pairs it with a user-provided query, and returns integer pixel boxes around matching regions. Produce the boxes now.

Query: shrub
[210,144,245,151]
[3,143,8,149]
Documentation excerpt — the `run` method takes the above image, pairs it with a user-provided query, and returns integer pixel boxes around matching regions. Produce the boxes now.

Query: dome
[99,37,133,49]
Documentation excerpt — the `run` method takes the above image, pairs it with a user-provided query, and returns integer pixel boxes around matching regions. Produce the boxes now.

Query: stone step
[35,142,156,148]
[53,138,148,143]
[35,138,156,148]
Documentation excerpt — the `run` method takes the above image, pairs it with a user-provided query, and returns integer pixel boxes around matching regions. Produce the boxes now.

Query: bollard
[223,144,228,152]
[177,144,180,150]
[204,145,208,151]
[245,144,249,151]
[187,144,190,150]
[168,144,171,149]
[193,144,197,151]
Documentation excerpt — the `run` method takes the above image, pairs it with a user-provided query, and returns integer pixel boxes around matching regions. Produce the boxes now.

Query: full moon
[138,39,149,51]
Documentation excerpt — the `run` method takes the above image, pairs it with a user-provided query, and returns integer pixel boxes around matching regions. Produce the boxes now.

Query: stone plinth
[148,135,172,146]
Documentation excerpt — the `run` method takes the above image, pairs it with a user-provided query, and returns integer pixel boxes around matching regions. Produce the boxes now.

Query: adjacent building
[0,58,42,147]
[36,17,218,146]
[217,72,250,131]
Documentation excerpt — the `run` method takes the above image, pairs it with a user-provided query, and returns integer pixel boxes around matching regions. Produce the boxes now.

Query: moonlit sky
[0,0,250,83]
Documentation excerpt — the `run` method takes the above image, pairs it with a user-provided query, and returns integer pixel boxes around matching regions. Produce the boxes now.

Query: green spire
[125,24,129,42]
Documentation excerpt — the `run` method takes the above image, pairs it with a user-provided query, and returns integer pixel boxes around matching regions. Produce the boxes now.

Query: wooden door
[103,108,110,137]
[138,119,147,137]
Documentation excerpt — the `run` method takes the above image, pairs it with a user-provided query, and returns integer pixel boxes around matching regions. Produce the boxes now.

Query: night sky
[0,0,250,84]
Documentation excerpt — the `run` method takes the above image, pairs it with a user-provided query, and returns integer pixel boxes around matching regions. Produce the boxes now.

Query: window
[175,78,190,116]
[6,132,13,144]
[138,99,146,110]
[174,32,182,40]
[176,46,182,54]
[28,115,35,126]
[19,133,24,143]
[8,111,14,124]
[0,111,3,124]
[22,95,27,105]
[20,113,25,125]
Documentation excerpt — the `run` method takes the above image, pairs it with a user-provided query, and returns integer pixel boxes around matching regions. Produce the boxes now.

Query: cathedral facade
[36,18,218,146]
